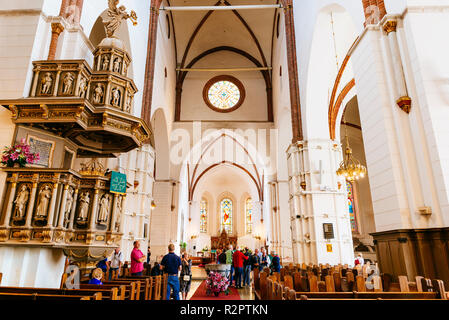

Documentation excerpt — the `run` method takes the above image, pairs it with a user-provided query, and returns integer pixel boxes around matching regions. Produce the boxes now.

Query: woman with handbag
[180,253,192,300]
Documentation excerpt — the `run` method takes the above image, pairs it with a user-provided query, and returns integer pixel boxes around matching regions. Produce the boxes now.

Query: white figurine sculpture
[41,73,53,94]
[93,84,104,104]
[78,77,87,98]
[13,185,29,220]
[62,72,75,95]
[111,87,121,106]
[77,191,90,222]
[35,185,52,218]
[98,194,111,223]
[103,0,137,38]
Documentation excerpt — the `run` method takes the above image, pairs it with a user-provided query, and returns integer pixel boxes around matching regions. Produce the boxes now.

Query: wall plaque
[27,135,55,168]
[323,223,335,239]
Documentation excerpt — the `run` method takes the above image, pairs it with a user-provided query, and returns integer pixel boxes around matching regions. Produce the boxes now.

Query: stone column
[46,183,60,227]
[24,183,38,228]
[58,185,70,228]
[110,194,119,232]
[362,0,387,25]
[141,0,163,125]
[48,23,65,61]
[118,195,127,234]
[31,70,40,97]
[282,0,303,143]
[383,20,412,113]
[89,190,100,230]
[2,182,18,227]
[68,189,79,230]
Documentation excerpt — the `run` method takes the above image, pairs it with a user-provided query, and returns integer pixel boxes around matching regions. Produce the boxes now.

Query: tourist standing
[130,240,146,276]
[161,244,182,300]
[218,249,227,264]
[271,252,281,273]
[355,253,364,266]
[232,246,248,289]
[107,247,124,280]
[147,246,151,264]
[180,253,192,300]
[243,248,252,287]
[226,244,235,285]
[252,249,261,271]
[260,248,270,270]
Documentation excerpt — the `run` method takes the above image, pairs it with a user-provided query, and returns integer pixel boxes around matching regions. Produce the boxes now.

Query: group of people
[89,241,192,300]
[215,245,281,289]
[87,241,282,300]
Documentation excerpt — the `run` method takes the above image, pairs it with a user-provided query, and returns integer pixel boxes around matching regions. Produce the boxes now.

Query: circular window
[203,75,245,113]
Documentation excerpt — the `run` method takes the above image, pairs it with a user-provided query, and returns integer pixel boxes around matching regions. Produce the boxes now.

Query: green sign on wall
[110,171,127,195]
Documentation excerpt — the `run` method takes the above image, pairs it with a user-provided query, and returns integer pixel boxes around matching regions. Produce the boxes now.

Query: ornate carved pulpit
[0,1,151,274]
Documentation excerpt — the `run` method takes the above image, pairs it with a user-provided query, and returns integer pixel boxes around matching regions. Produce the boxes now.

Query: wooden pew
[80,284,128,300]
[0,292,97,301]
[0,286,118,300]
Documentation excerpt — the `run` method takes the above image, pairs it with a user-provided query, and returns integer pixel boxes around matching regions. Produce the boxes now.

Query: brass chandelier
[337,119,367,182]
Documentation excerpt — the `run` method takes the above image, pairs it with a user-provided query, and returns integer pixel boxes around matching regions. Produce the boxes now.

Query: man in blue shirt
[161,244,182,300]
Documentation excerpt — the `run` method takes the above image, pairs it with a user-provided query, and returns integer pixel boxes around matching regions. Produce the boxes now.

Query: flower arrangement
[1,139,40,168]
[205,271,230,297]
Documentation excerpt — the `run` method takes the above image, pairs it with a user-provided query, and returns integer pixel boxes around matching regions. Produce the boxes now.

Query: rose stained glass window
[203,76,245,112]
[347,181,358,233]
[208,80,241,110]
[200,199,207,233]
[246,198,253,234]
[220,198,233,234]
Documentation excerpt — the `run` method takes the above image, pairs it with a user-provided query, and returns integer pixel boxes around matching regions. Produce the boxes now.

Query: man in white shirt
[108,247,124,280]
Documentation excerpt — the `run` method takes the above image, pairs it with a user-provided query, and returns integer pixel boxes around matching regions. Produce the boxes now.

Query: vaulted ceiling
[167,0,280,69]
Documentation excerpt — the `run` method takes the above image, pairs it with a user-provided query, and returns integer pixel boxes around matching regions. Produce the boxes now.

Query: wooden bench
[255,267,447,300]
[0,286,119,300]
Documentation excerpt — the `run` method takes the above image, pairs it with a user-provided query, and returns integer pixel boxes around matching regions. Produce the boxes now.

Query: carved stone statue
[41,72,53,94]
[103,0,137,38]
[62,72,75,95]
[111,87,121,106]
[102,55,110,71]
[113,57,121,73]
[35,185,52,218]
[125,95,132,112]
[64,188,75,223]
[93,84,104,104]
[115,195,123,232]
[123,62,128,75]
[13,185,30,220]
[98,194,111,223]
[78,77,87,98]
[77,191,90,222]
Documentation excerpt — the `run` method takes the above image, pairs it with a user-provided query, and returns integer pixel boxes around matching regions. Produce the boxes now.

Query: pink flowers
[1,139,40,168]
[205,272,230,295]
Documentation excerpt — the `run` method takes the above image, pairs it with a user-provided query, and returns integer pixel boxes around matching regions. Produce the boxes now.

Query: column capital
[51,22,65,35]
[383,20,397,34]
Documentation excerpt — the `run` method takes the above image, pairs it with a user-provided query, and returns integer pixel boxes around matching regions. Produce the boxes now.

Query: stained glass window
[347,181,358,233]
[220,198,233,234]
[208,80,241,110]
[246,198,253,234]
[200,199,207,233]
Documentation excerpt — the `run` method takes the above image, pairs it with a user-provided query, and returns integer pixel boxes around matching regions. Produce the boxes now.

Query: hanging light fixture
[337,115,367,182]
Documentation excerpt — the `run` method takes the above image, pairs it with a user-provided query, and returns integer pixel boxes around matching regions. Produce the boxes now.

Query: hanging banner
[110,171,127,195]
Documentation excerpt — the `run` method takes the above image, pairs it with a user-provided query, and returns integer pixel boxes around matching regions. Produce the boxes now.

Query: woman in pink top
[130,240,146,276]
